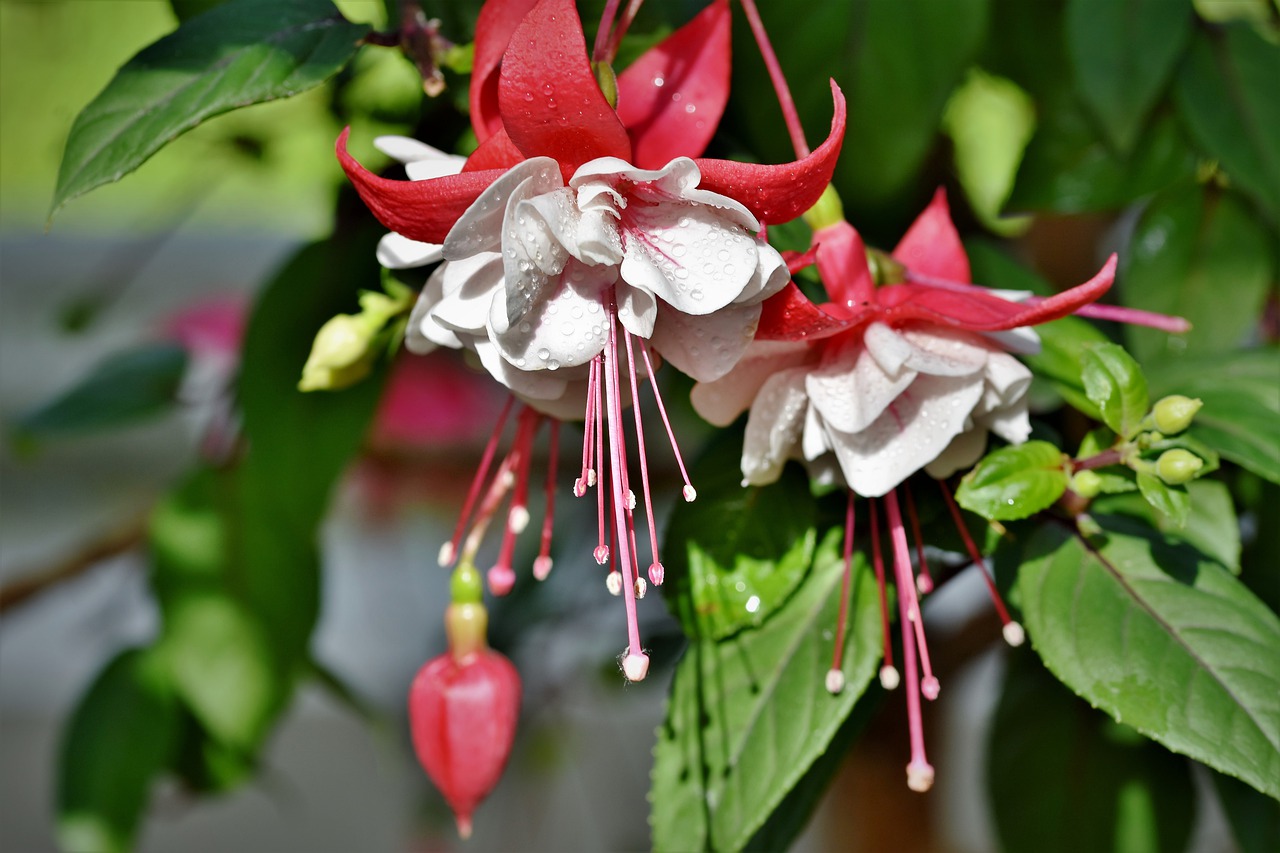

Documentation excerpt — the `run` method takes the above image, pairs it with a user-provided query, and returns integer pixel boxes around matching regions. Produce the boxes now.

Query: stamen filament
[869,499,898,689]
[827,491,856,694]
[903,485,935,594]
[442,396,515,566]
[592,0,625,62]
[623,328,664,584]
[938,481,1020,640]
[534,421,560,581]
[738,0,810,159]
[577,358,599,496]
[594,356,609,564]
[636,338,696,501]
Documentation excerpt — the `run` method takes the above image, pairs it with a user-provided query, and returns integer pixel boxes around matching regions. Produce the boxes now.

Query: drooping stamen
[826,491,856,695]
[885,490,935,793]
[592,0,625,62]
[938,480,1024,646]
[505,410,541,536]
[604,0,645,61]
[441,396,515,566]
[622,329,665,585]
[603,302,648,682]
[576,357,600,497]
[868,498,899,690]
[635,338,696,502]
[739,0,810,159]
[593,356,610,564]
[534,420,560,581]
[903,485,935,594]
[893,491,938,702]
[460,452,518,571]
[903,270,1192,333]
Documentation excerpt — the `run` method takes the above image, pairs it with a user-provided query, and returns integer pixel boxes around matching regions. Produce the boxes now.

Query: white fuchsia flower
[694,189,1122,790]
[338,0,846,681]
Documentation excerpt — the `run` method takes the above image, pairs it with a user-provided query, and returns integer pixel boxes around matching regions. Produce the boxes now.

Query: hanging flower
[692,190,1119,790]
[338,0,845,682]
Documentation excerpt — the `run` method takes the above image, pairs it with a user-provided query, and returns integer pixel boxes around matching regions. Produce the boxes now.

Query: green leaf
[1123,186,1274,364]
[1175,25,1280,226]
[57,648,179,853]
[1095,479,1241,573]
[956,441,1068,521]
[651,530,882,852]
[1147,348,1280,484]
[989,646,1196,853]
[52,0,369,216]
[1018,515,1280,799]
[10,343,187,442]
[1136,472,1191,527]
[1065,0,1193,153]
[1212,768,1280,853]
[1081,343,1150,438]
[170,0,229,21]
[662,435,817,640]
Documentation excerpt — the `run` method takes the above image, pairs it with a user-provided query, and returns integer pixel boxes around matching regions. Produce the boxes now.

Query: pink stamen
[604,0,645,61]
[938,481,1020,642]
[442,396,515,566]
[594,356,609,563]
[461,450,518,566]
[738,0,809,159]
[603,303,648,680]
[592,0,625,62]
[827,491,856,694]
[622,329,665,585]
[868,499,898,689]
[885,490,935,792]
[904,270,1191,333]
[534,421,560,581]
[506,410,540,535]
[636,339,696,502]
[903,485,935,594]
[577,358,599,496]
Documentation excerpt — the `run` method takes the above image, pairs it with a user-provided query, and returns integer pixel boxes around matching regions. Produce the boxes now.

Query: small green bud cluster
[1155,448,1204,485]
[1151,395,1202,435]
[298,285,414,392]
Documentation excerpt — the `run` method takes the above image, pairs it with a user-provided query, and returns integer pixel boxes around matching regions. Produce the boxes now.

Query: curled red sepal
[891,188,970,283]
[878,255,1118,331]
[463,127,526,172]
[497,0,632,179]
[469,0,540,143]
[336,128,505,244]
[695,80,847,225]
[755,282,854,341]
[409,646,521,839]
[615,0,731,168]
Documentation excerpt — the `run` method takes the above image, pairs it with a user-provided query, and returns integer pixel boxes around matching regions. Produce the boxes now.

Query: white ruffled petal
[377,232,443,269]
[733,241,791,306]
[648,299,761,383]
[981,400,1033,445]
[619,202,758,315]
[490,260,612,370]
[690,340,811,426]
[616,280,657,339]
[500,174,571,329]
[444,157,561,260]
[826,373,985,497]
[863,322,914,376]
[924,427,989,479]
[979,351,1033,407]
[802,403,831,462]
[900,327,990,377]
[429,253,504,335]
[472,336,573,402]
[984,327,1041,355]
[807,337,916,434]
[374,136,460,170]
[741,368,810,486]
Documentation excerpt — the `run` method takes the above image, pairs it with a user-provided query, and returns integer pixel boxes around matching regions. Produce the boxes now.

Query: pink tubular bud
[408,647,521,839]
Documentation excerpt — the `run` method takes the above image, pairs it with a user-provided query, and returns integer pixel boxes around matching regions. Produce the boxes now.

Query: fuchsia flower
[340,0,846,682]
[693,191,1119,791]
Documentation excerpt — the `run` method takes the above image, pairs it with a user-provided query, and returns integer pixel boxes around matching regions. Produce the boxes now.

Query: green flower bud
[450,562,483,605]
[1156,448,1204,485]
[298,314,376,392]
[1071,470,1103,498]
[1151,395,1202,435]
[802,184,844,232]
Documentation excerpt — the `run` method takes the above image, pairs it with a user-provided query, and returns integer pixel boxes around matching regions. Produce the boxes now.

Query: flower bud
[298,314,376,391]
[409,647,521,839]
[1070,469,1103,498]
[1156,448,1204,485]
[1151,395,1202,435]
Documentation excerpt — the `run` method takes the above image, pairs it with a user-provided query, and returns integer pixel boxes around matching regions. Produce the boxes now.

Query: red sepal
[892,188,970,283]
[814,221,874,306]
[498,0,632,179]
[469,0,540,143]
[336,128,503,244]
[755,282,854,341]
[695,80,846,225]
[616,0,731,168]
[463,128,526,172]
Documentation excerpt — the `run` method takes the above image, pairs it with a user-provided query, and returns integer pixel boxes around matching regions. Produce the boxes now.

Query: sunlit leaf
[1081,343,1149,439]
[1094,479,1241,573]
[956,441,1068,521]
[52,0,368,216]
[1018,515,1280,799]
[1135,472,1191,527]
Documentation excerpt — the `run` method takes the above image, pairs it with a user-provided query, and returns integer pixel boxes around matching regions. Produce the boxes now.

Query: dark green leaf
[1081,343,1149,438]
[52,0,369,216]
[11,344,187,441]
[651,530,882,852]
[1213,767,1280,853]
[1175,25,1280,226]
[1066,0,1193,153]
[1094,479,1241,572]
[662,435,817,640]
[956,441,1068,521]
[1018,515,1280,799]
[1136,471,1191,527]
[170,0,229,21]
[1123,186,1273,364]
[57,648,179,853]
[1009,107,1197,214]
[989,646,1196,853]
[1147,348,1280,483]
